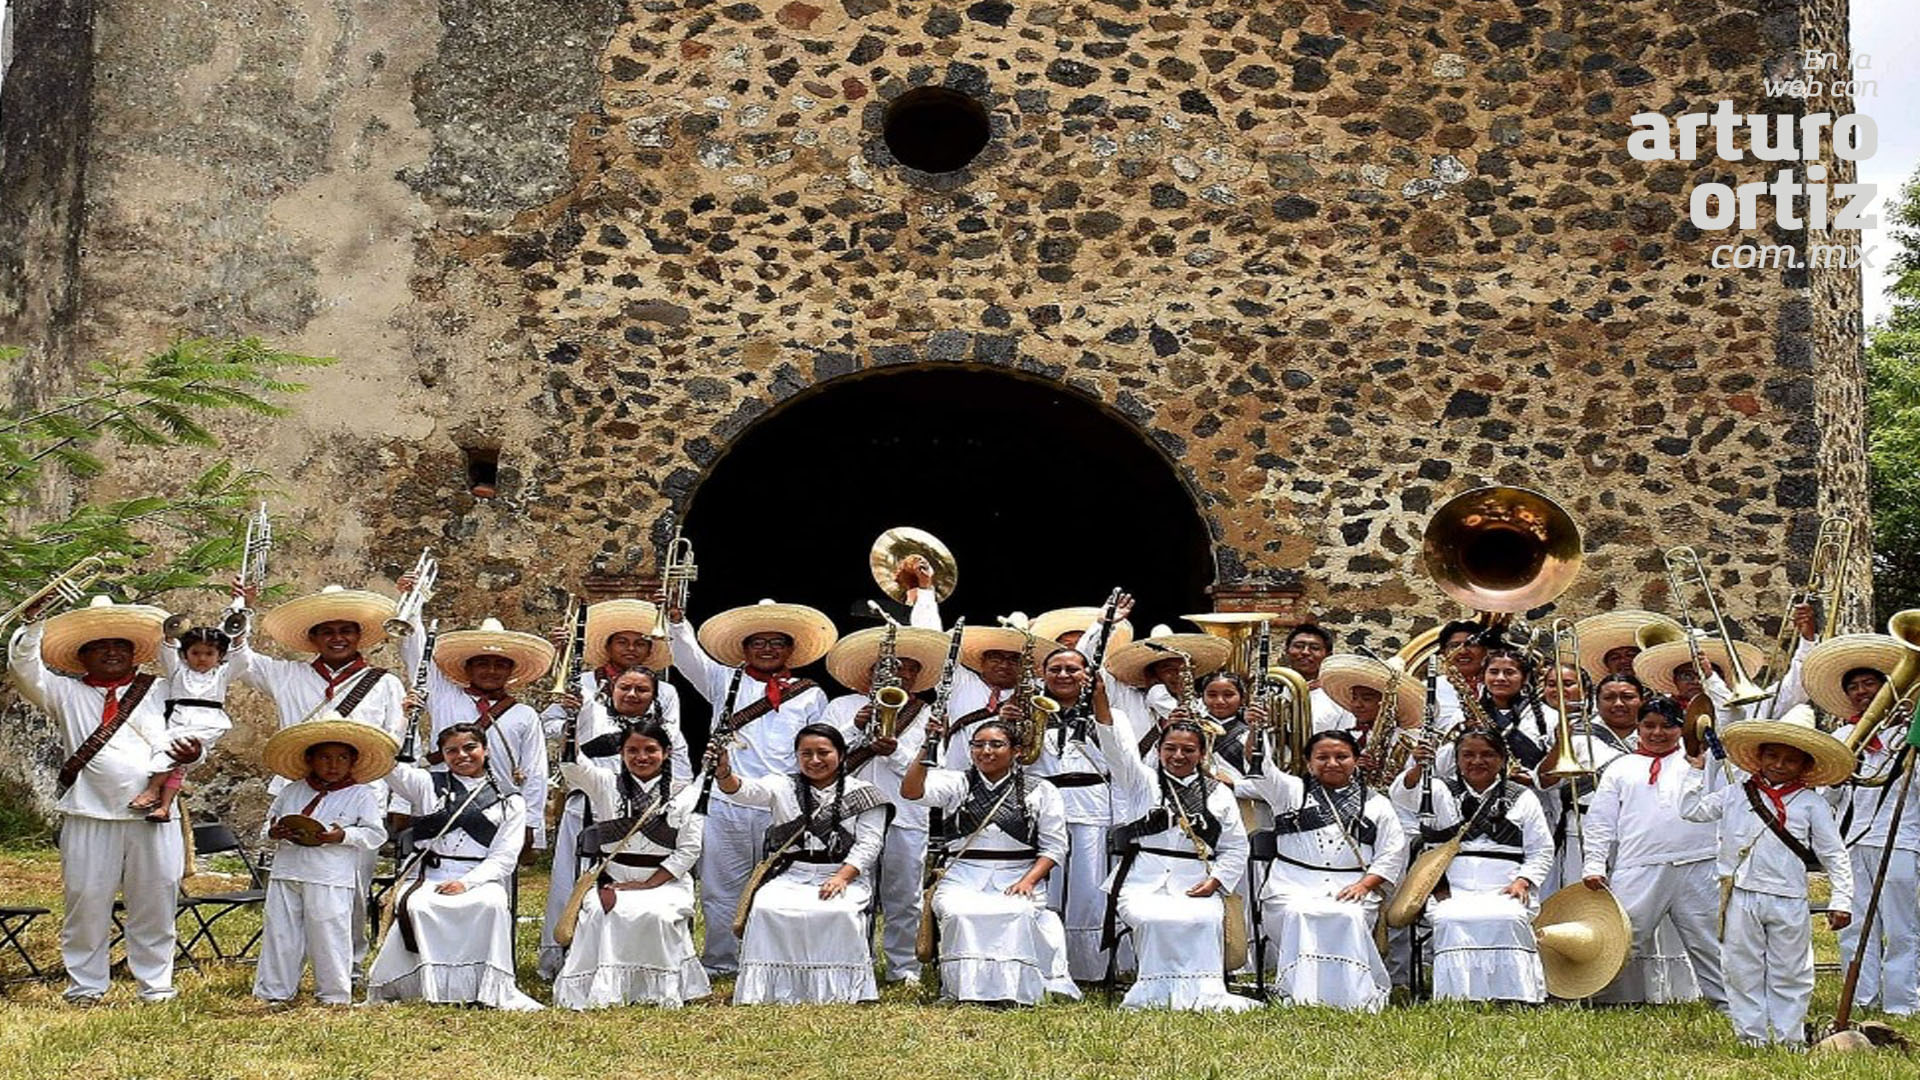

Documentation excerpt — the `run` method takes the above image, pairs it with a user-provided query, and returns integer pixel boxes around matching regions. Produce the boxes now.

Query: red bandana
[300,774,357,815]
[745,667,796,709]
[1754,780,1805,826]
[467,689,515,724]
[310,656,369,698]
[1636,745,1672,784]
[599,662,625,686]
[985,687,1003,713]
[1852,715,1881,754]
[82,673,135,725]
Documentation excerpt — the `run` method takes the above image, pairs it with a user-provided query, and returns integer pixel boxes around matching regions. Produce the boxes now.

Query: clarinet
[397,619,439,764]
[924,618,966,767]
[1247,623,1272,777]
[695,666,746,815]
[557,603,589,767]
[1418,648,1442,823]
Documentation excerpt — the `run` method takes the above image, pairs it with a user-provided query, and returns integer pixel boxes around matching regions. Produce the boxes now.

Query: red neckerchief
[1635,744,1674,784]
[1753,779,1806,826]
[985,687,1004,713]
[744,666,796,709]
[82,673,136,725]
[300,774,357,816]
[599,662,624,686]
[310,656,369,698]
[467,689,516,725]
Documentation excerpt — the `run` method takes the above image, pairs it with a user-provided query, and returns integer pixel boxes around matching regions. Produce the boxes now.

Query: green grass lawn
[1,847,1913,1080]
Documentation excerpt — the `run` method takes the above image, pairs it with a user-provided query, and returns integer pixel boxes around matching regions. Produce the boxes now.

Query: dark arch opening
[679,366,1214,680]
[882,87,991,173]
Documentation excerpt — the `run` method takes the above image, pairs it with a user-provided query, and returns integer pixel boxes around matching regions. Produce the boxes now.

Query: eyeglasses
[968,739,1011,750]
[744,637,792,650]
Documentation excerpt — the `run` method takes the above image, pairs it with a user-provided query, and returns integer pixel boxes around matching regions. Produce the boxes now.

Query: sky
[1852,0,1915,325]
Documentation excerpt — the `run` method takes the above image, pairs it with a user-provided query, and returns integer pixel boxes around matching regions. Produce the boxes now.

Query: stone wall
[0,0,1870,818]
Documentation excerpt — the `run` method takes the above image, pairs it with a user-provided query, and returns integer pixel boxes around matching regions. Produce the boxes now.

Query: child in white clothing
[133,626,236,822]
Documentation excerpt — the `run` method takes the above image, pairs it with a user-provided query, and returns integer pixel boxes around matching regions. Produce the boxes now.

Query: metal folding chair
[0,906,52,982]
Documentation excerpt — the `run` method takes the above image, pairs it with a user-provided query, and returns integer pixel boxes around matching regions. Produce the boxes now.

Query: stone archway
[680,365,1217,653]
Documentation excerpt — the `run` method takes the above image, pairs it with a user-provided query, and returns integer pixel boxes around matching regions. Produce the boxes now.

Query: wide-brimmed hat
[958,623,1050,672]
[582,598,671,671]
[1631,631,1765,696]
[434,618,557,689]
[1103,627,1233,689]
[258,585,397,655]
[1534,883,1632,999]
[39,596,167,673]
[1802,633,1908,719]
[1386,844,1455,928]
[826,625,951,694]
[1028,606,1136,650]
[1573,609,1683,677]
[1720,703,1856,787]
[696,599,837,668]
[1318,654,1424,722]
[261,715,398,783]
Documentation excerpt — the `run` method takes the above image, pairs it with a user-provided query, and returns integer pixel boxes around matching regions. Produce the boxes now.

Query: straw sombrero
[696,599,838,668]
[582,598,671,671]
[39,596,167,673]
[1534,883,1632,999]
[1028,606,1136,650]
[1318,654,1424,722]
[965,621,1072,673]
[1573,609,1683,677]
[1103,627,1233,689]
[826,625,951,694]
[434,618,557,689]
[261,715,399,783]
[258,585,397,655]
[1801,633,1908,719]
[1631,631,1766,696]
[1720,703,1856,787]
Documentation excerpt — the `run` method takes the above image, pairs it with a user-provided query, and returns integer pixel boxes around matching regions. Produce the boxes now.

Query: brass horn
[1661,545,1771,707]
[1183,611,1279,680]
[1841,609,1920,787]
[870,526,957,604]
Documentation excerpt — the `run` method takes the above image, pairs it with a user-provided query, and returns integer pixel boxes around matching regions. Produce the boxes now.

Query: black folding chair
[0,906,53,982]
[175,821,269,963]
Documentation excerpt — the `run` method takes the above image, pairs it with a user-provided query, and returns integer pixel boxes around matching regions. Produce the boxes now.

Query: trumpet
[386,547,436,639]
[865,601,911,740]
[222,502,272,638]
[657,515,697,641]
[0,555,109,631]
[1758,516,1852,717]
[548,594,582,697]
[1841,609,1920,787]
[1662,545,1770,707]
[998,616,1058,766]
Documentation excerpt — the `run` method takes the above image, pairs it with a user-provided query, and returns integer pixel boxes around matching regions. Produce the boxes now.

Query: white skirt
[1429,891,1546,1003]
[367,875,541,1011]
[553,876,709,1010]
[538,794,586,979]
[1117,887,1256,1012]
[733,863,877,1005]
[1261,887,1388,1012]
[1592,917,1701,1004]
[1048,821,1115,982]
[934,858,1081,1005]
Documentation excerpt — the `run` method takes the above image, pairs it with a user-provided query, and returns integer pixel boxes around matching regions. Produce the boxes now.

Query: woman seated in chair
[367,723,540,1010]
[1392,729,1555,1003]
[552,719,707,1009]
[1095,714,1255,1011]
[902,717,1080,1006]
[1240,730,1408,1012]
[713,722,890,1004]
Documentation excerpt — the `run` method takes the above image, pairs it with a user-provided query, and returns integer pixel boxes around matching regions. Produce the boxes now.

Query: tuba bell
[1841,609,1920,787]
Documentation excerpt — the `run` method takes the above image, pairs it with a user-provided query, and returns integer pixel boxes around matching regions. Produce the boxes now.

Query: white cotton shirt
[385,764,528,888]
[825,691,932,832]
[9,625,177,821]
[668,618,827,798]
[1581,748,1719,877]
[1030,702,1135,825]
[1097,722,1248,893]
[911,767,1069,866]
[1389,777,1555,890]
[724,774,889,877]
[1238,770,1408,885]
[558,763,702,881]
[229,637,408,740]
[264,780,387,887]
[1827,722,1920,851]
[1309,685,1358,734]
[1680,766,1853,911]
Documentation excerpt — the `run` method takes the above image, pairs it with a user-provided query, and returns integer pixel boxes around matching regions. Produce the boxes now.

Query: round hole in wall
[882,87,991,173]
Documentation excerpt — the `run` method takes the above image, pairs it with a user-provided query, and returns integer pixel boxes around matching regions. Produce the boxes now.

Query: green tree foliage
[1867,169,1920,624]
[0,337,328,608]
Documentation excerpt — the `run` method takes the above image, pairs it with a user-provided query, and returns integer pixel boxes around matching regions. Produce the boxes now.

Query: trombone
[1661,545,1771,707]
[1758,516,1852,718]
[0,555,109,632]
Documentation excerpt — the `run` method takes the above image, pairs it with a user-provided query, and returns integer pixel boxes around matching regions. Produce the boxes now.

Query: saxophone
[1358,659,1409,789]
[998,617,1059,766]
[866,601,911,739]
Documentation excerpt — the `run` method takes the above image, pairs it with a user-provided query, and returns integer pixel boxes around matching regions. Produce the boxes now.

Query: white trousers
[59,816,182,1002]
[877,825,926,981]
[697,799,770,975]
[1604,861,1724,1007]
[1838,845,1920,1014]
[1722,888,1815,1046]
[253,879,356,1003]
[1046,821,1113,982]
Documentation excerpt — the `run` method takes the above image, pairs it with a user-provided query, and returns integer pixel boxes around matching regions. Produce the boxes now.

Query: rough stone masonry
[0,1,1870,817]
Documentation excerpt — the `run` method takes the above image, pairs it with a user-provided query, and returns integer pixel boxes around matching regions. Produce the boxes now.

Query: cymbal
[279,813,329,847]
[869,526,957,604]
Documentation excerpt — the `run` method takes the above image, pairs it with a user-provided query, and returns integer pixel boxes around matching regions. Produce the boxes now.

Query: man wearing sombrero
[665,595,837,976]
[9,596,202,1004]
[1803,631,1920,1016]
[1680,704,1854,1047]
[1631,604,1816,728]
[822,622,949,982]
[540,597,682,750]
